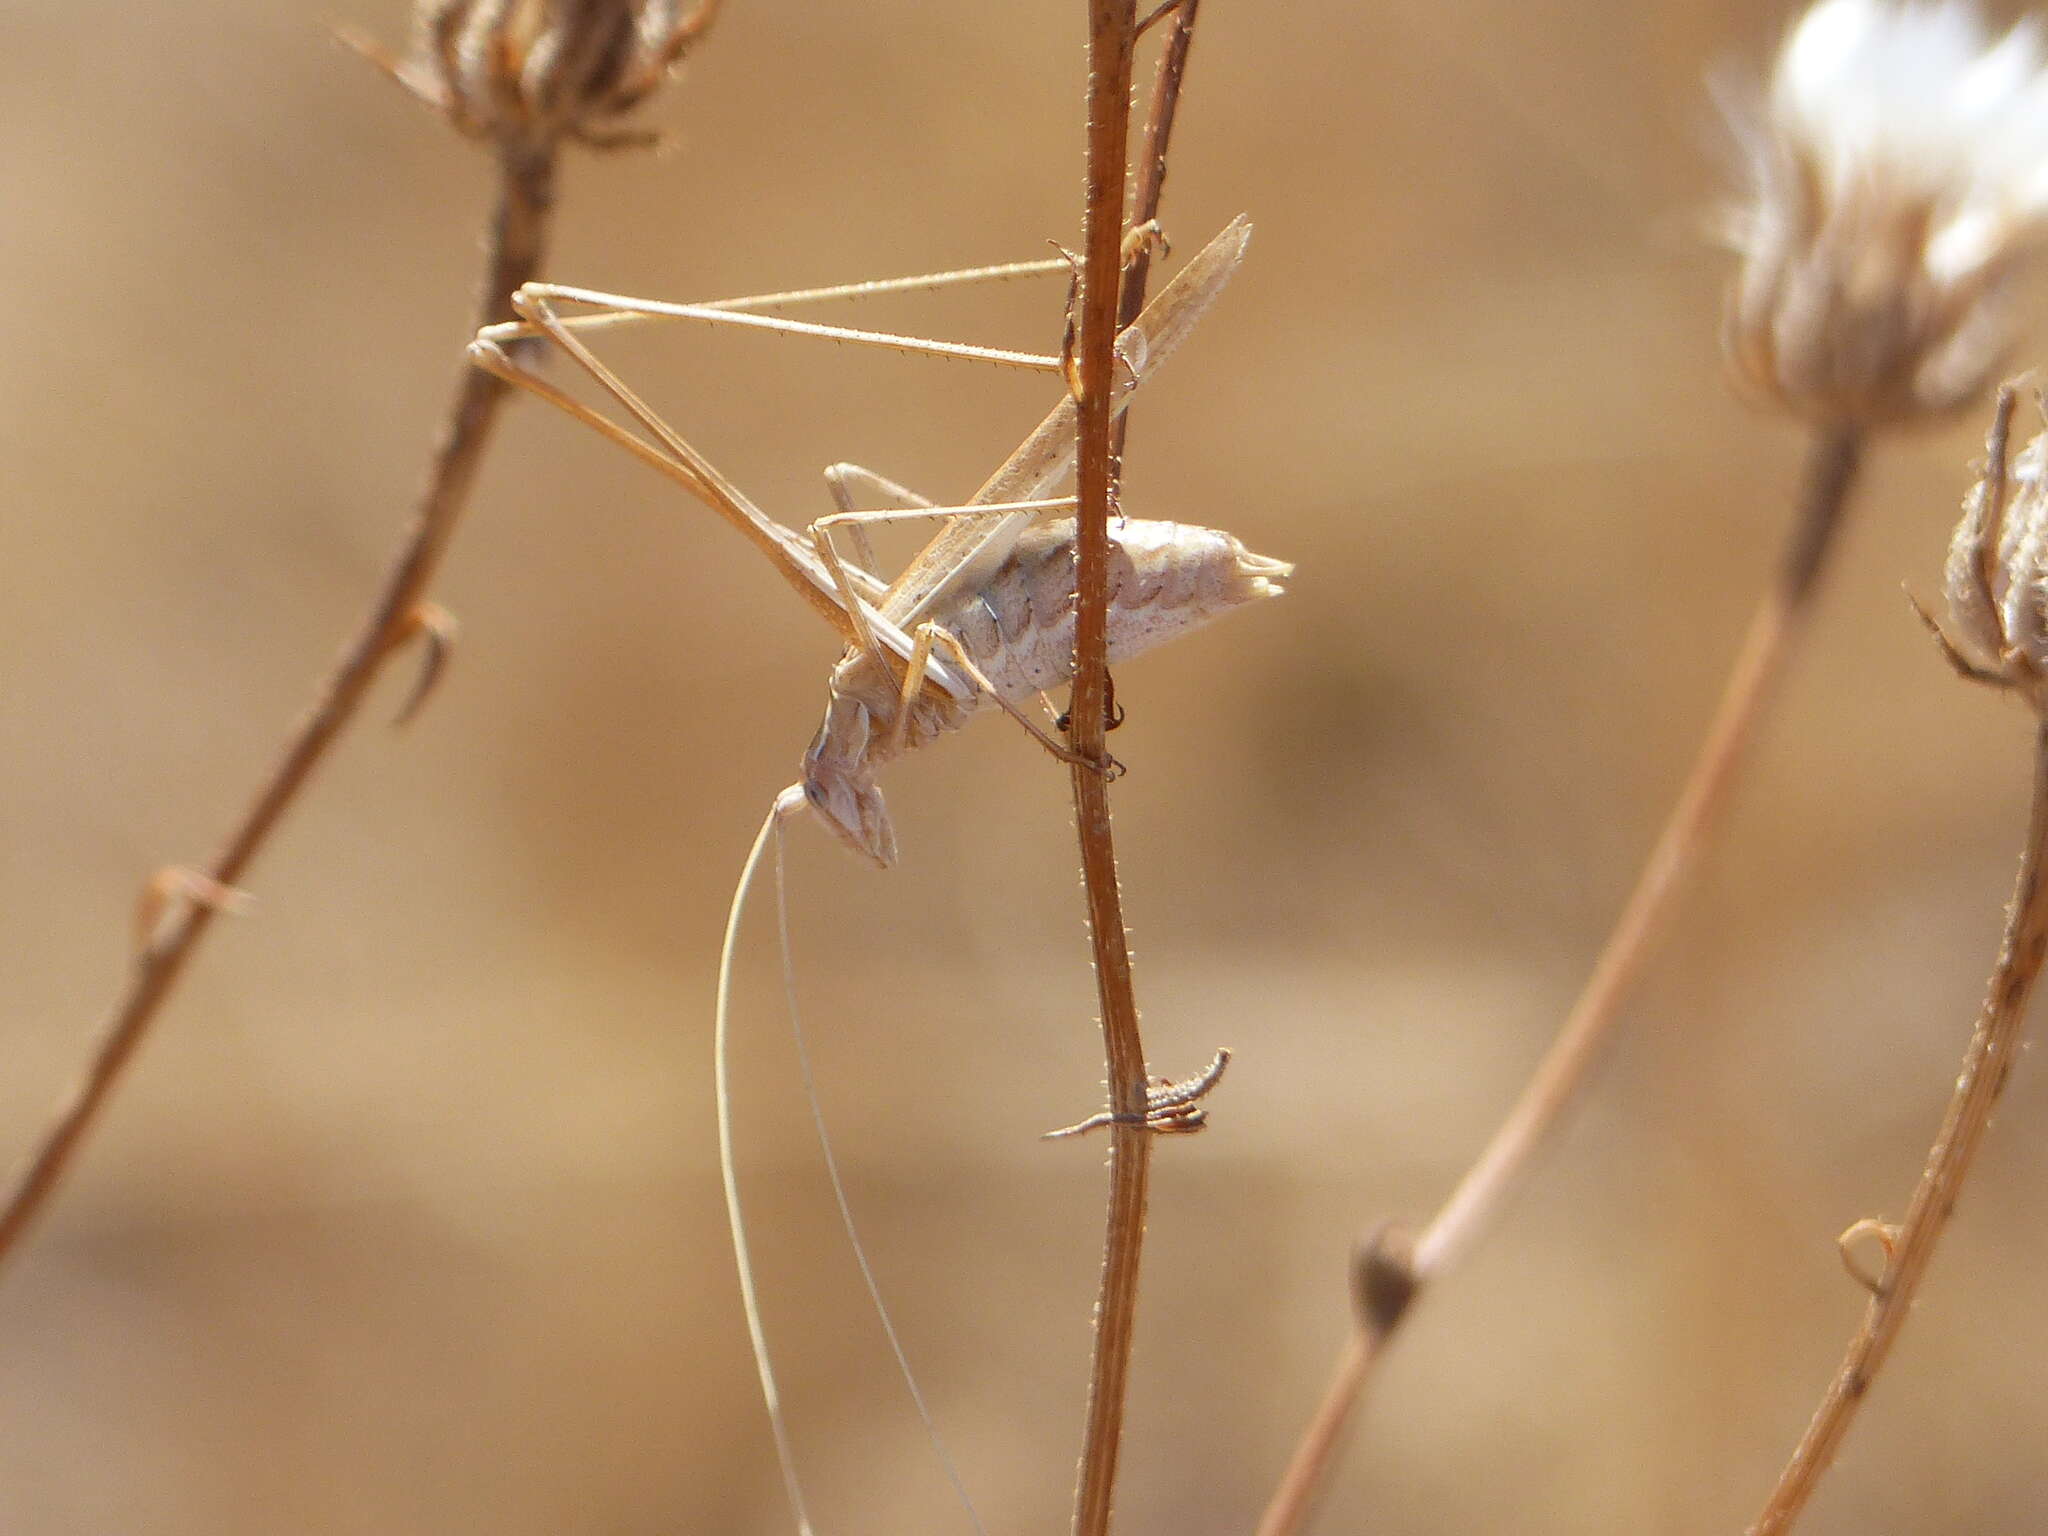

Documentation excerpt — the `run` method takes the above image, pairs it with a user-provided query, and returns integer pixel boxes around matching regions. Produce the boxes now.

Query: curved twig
[1257,421,1866,1536]
[1747,717,2048,1534]
[0,141,559,1273]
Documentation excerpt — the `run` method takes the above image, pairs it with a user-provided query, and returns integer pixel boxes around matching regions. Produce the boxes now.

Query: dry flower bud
[1940,384,2048,691]
[1723,0,2048,426]
[357,0,720,150]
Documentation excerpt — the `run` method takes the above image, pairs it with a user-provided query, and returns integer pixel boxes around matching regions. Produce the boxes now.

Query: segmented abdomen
[823,516,1288,769]
[935,516,1288,701]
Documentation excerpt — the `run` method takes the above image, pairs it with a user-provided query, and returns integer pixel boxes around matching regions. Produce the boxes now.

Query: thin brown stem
[1068,2,1143,1534]
[1415,425,1860,1281]
[1066,19,1200,1523]
[1748,715,2048,1536]
[1255,1330,1374,1536]
[0,140,559,1274]
[1256,421,1866,1536]
[1109,0,1198,468]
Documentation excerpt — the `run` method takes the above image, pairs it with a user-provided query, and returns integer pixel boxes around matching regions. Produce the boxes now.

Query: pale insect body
[469,214,1288,865]
[809,516,1288,863]
[467,221,1285,1530]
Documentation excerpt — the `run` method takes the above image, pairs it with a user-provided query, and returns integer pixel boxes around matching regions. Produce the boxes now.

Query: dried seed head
[1722,0,2048,427]
[1940,383,2048,693]
[361,0,720,150]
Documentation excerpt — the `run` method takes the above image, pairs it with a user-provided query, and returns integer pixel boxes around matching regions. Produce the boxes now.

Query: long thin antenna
[770,813,988,1536]
[717,791,816,1536]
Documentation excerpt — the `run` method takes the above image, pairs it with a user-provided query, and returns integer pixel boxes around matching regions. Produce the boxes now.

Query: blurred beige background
[7,0,2048,1531]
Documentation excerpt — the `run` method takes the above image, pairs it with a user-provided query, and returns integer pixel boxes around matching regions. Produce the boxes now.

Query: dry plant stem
[1748,715,2048,1536]
[1253,1325,1378,1536]
[1418,420,1865,1279]
[1068,2,1144,1534]
[1108,0,1197,468]
[1067,43,1201,1523]
[1255,421,1865,1536]
[1062,0,1207,1522]
[0,141,559,1273]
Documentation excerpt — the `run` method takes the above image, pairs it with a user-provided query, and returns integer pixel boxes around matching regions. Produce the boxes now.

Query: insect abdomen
[942,517,1289,702]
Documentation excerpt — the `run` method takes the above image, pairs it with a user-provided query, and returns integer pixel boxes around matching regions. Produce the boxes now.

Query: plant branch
[1065,13,1200,1521]
[1415,421,1863,1279]
[1068,1,1144,1533]
[1256,420,1866,1536]
[1108,0,1198,467]
[1747,713,2048,1535]
[0,140,559,1274]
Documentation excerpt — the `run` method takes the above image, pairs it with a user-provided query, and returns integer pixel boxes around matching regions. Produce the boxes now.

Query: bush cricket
[469,214,1286,865]
[467,216,1287,1529]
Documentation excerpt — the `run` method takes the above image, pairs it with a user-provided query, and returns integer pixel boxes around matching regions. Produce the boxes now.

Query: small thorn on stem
[1043,1047,1231,1139]
[134,867,253,956]
[1837,1217,1901,1297]
[390,602,460,726]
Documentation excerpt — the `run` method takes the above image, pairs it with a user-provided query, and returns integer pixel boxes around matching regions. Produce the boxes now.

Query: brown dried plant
[1261,3,2048,1529]
[0,0,720,1271]
[355,0,721,150]
[1742,384,2048,1535]
[1062,3,1208,1528]
[31,1,2048,1531]
[9,0,1242,1528]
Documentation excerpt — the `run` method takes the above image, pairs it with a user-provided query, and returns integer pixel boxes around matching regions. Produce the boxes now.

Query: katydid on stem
[469,214,1286,865]
[468,215,1286,1532]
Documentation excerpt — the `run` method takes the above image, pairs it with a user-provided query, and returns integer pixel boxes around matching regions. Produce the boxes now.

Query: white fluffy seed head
[1724,0,2048,424]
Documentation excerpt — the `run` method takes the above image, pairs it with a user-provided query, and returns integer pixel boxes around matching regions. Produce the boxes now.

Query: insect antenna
[717,795,817,1535]
[770,807,989,1536]
[717,788,987,1535]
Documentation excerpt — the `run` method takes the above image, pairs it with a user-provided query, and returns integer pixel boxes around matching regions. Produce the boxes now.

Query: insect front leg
[806,498,1077,706]
[806,496,1098,765]
[877,616,1089,768]
[915,623,1101,769]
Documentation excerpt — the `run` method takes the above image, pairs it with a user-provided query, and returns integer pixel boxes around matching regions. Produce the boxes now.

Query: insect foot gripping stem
[1042,1049,1233,1139]
[800,694,898,868]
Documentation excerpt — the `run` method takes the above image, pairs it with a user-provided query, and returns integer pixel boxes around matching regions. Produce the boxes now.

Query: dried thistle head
[354,0,721,151]
[1722,0,2048,427]
[1938,382,2048,696]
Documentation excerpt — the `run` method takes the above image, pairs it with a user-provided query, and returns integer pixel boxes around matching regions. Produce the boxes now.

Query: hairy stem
[1108,0,1198,467]
[1256,421,1865,1536]
[1748,716,2048,1535]
[0,140,558,1274]
[1068,2,1143,1533]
